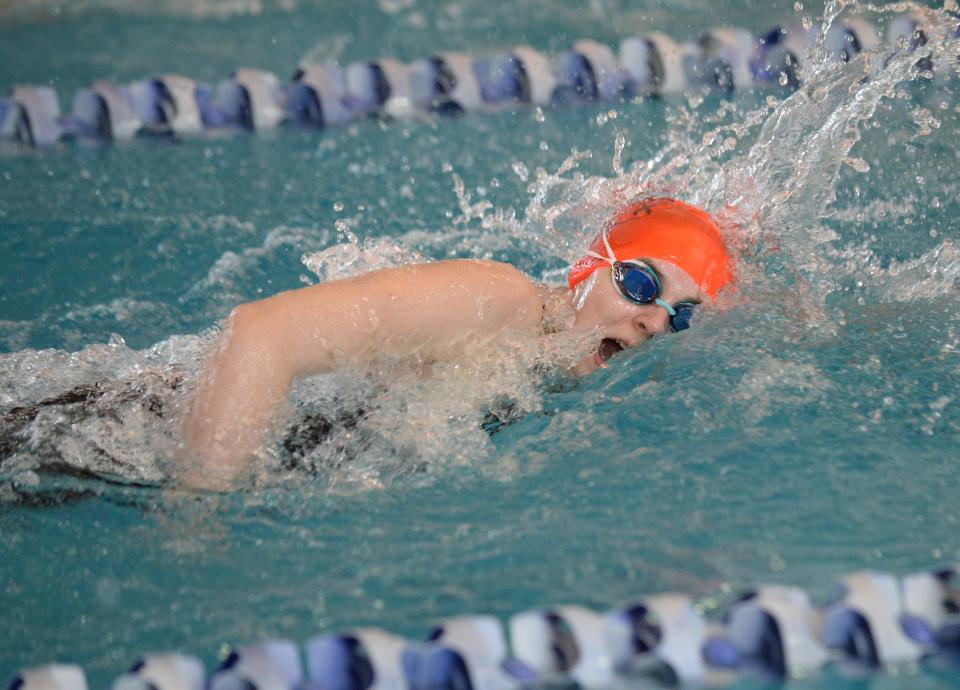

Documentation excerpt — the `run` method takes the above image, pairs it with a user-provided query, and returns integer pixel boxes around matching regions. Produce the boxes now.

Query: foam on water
[0,334,205,499]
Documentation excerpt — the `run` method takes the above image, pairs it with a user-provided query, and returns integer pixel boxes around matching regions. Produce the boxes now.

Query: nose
[634,304,671,336]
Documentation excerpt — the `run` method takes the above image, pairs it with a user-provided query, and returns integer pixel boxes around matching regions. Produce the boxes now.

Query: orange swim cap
[567,198,734,300]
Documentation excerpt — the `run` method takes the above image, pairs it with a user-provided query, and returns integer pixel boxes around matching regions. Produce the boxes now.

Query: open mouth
[594,338,625,367]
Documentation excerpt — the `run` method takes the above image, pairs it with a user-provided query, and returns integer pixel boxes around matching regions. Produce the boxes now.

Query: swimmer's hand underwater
[180,198,733,488]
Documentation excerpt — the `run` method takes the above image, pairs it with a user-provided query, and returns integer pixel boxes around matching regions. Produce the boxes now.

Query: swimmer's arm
[181,259,542,487]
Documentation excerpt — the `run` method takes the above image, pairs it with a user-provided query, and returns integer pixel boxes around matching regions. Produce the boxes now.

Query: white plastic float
[306,627,408,690]
[821,570,934,671]
[710,586,829,680]
[7,666,87,690]
[111,654,204,690]
[207,640,303,690]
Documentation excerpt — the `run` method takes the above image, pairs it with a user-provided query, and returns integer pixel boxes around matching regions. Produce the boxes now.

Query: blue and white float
[0,86,63,145]
[306,628,409,690]
[208,640,303,690]
[709,586,828,680]
[821,570,933,671]
[7,666,87,690]
[112,654,205,690]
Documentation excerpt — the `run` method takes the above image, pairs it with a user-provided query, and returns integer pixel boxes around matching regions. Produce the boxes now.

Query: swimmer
[181,197,733,487]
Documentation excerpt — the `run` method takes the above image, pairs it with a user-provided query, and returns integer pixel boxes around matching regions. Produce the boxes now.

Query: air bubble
[612,133,626,176]
[333,201,344,212]
[539,141,549,151]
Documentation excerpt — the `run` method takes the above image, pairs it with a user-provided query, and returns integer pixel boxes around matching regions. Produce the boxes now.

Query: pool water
[1,0,959,687]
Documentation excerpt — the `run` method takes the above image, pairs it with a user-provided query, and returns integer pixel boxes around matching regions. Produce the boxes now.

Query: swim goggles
[585,232,697,333]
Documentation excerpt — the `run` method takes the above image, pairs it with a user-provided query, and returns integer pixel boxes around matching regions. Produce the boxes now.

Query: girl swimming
[181,197,734,487]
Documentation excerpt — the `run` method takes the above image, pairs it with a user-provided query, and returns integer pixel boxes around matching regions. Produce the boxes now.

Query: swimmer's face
[569,258,703,376]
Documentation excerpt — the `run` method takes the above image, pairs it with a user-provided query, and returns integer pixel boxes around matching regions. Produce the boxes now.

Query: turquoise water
[2,0,960,687]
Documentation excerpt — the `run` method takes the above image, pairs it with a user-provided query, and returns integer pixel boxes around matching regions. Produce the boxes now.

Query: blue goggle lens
[613,261,661,303]
[669,302,696,332]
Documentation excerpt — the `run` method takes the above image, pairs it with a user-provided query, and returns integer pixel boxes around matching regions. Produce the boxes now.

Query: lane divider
[1,11,956,148]
[7,565,960,689]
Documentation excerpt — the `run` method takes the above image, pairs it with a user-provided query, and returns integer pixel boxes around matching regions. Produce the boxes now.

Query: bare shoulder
[410,258,538,290]
[319,258,542,327]
[413,259,542,327]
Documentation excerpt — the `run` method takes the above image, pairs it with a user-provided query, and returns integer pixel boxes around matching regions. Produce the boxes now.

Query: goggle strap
[601,229,617,264]
[655,298,676,316]
[584,248,614,265]
[582,230,619,267]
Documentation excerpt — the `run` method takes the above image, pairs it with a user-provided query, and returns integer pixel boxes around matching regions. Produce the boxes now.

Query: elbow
[221,302,272,356]
[224,302,258,339]
[179,301,290,486]
[211,302,293,386]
